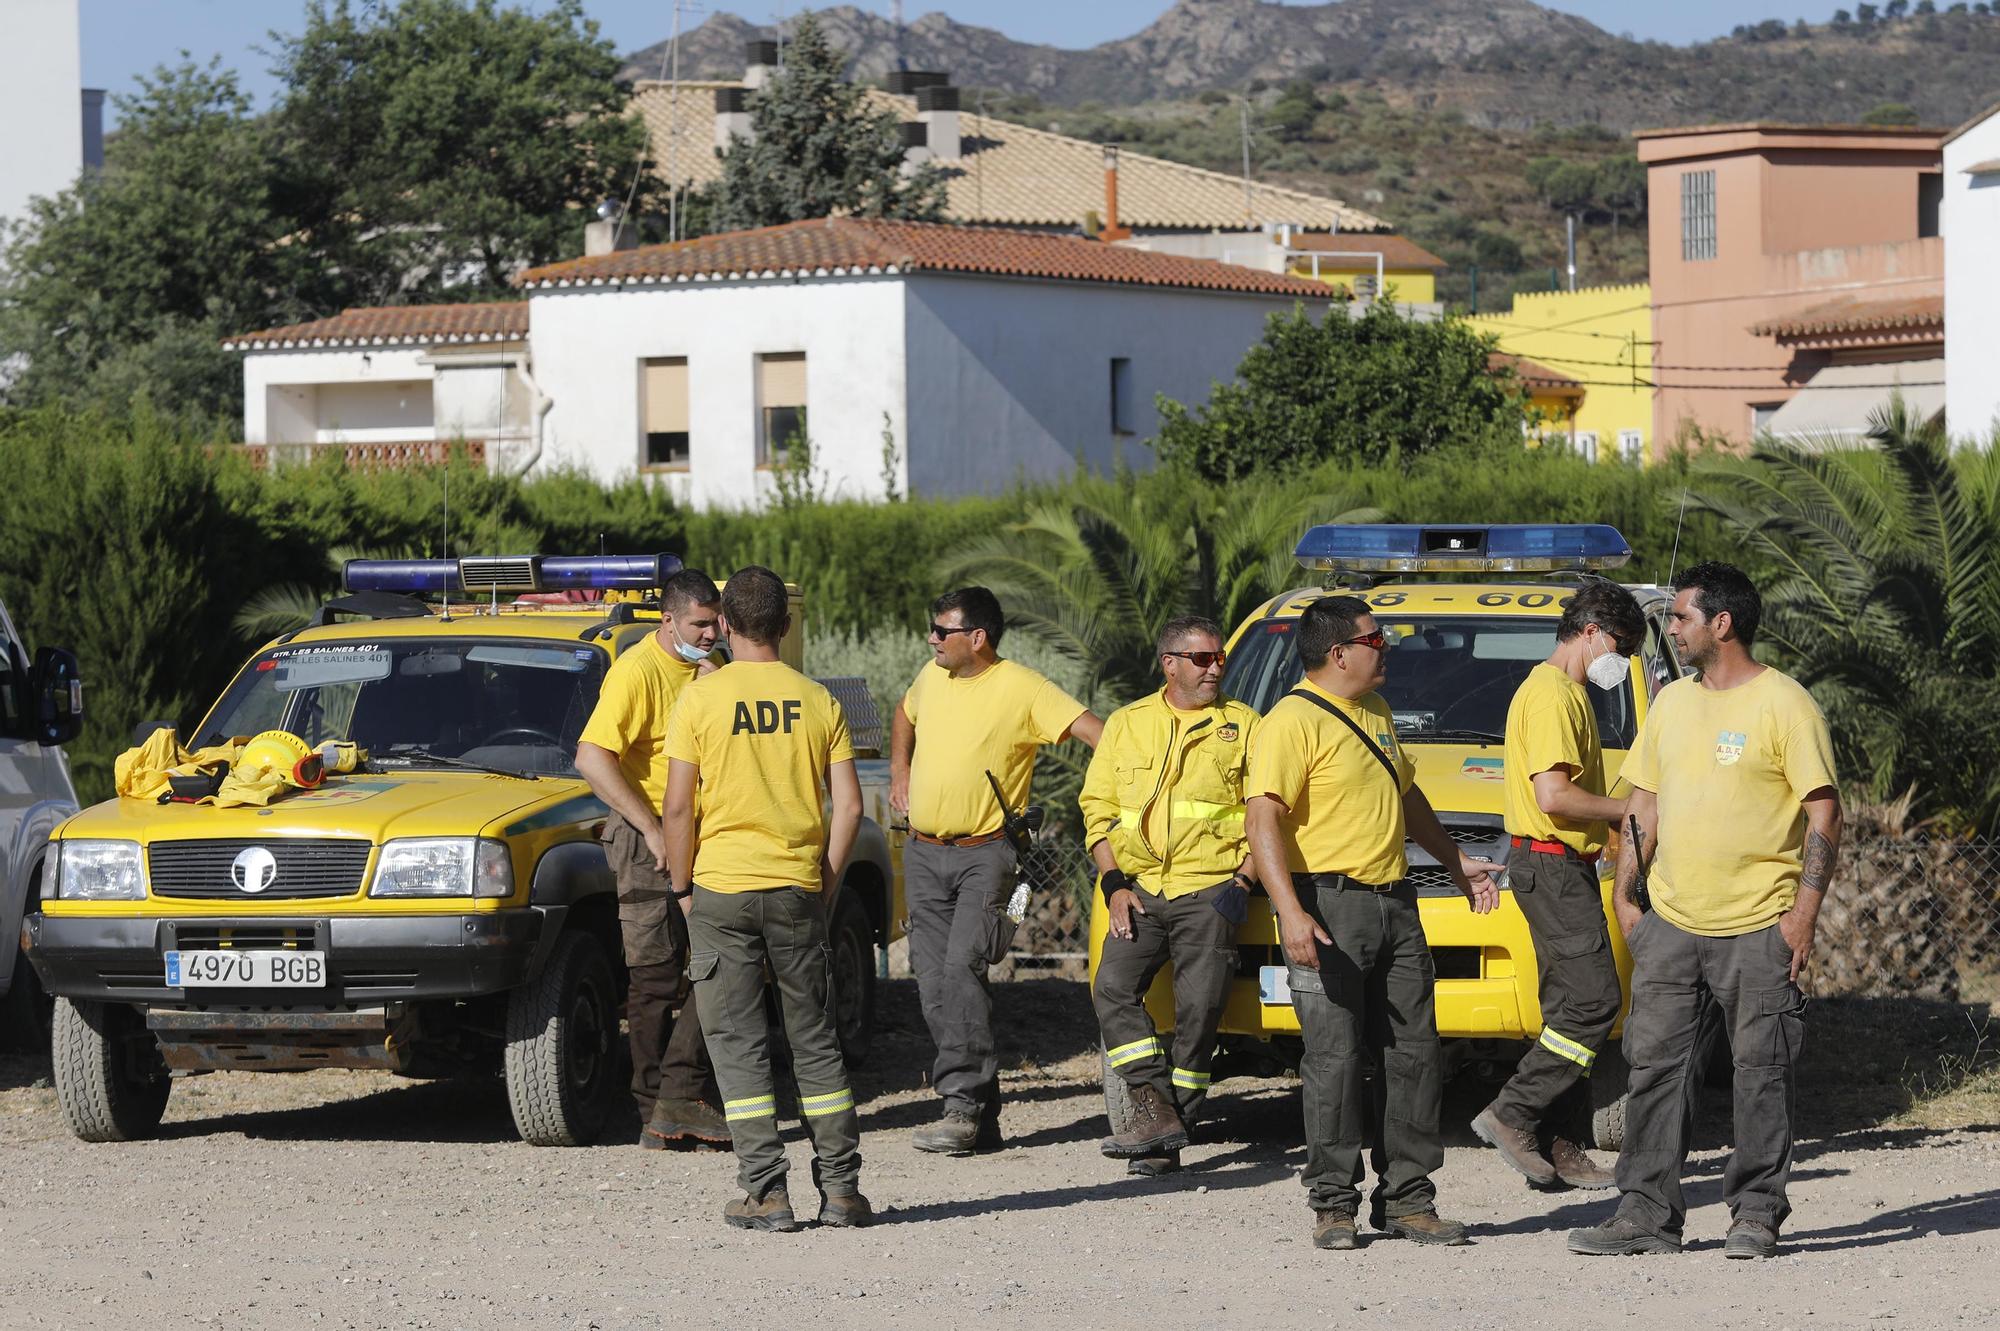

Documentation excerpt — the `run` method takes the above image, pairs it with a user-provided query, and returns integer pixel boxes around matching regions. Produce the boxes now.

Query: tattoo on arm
[1801,827,1835,897]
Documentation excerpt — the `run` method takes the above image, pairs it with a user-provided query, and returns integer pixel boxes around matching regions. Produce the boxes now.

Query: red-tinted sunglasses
[1164,650,1227,669]
[1338,630,1389,651]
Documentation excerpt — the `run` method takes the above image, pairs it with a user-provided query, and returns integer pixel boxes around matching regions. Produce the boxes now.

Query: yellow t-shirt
[577,634,699,809]
[662,660,854,893]
[903,659,1087,838]
[1625,668,1837,936]
[1502,662,1609,856]
[1247,680,1415,884]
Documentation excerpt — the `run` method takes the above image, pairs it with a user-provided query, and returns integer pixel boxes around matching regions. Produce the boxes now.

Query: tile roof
[1491,352,1585,397]
[630,80,1386,233]
[1283,232,1448,271]
[516,216,1344,299]
[223,302,529,350]
[1749,293,1944,340]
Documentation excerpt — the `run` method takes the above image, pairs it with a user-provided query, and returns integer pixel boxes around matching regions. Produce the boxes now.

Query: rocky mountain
[620,0,2000,132]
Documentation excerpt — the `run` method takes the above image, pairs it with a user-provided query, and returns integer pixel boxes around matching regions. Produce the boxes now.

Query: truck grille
[147,840,373,900]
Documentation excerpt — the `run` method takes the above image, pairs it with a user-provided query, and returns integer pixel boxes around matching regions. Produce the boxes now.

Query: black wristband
[672,886,694,900]
[1098,868,1133,904]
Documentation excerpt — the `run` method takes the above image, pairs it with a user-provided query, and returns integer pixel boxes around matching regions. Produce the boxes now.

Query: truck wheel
[51,998,170,1142]
[1590,1039,1629,1153]
[504,930,617,1147]
[1101,1049,1137,1137]
[830,889,876,1067]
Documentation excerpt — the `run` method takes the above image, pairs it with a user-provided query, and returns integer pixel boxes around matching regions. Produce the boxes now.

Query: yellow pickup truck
[1090,524,1684,1148]
[26,555,899,1146]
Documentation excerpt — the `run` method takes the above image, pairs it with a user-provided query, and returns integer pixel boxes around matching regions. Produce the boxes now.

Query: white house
[0,0,97,234]
[1945,102,2000,444]
[228,217,1338,504]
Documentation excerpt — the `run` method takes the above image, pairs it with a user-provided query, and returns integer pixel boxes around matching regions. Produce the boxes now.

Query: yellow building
[1468,283,1654,463]
[1282,233,1444,305]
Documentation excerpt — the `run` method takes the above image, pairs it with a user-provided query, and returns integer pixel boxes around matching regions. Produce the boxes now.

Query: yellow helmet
[240,730,324,788]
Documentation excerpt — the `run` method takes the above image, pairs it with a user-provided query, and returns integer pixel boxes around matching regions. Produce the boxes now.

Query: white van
[0,596,82,1043]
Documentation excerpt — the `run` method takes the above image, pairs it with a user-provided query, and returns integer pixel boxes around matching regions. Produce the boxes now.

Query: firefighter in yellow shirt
[661,566,869,1233]
[1082,615,1259,1177]
[1471,579,1644,1192]
[1570,562,1841,1261]
[1245,595,1499,1252]
[889,586,1103,1155]
[575,567,726,1149]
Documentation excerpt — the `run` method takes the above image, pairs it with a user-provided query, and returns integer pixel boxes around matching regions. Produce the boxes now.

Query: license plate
[1258,965,1293,1006]
[165,950,326,988]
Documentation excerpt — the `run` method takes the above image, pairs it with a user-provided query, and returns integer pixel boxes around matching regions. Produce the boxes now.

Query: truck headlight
[57,840,146,900]
[371,838,513,899]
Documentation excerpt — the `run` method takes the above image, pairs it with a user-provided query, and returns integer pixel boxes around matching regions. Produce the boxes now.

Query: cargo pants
[688,885,863,1202]
[603,813,715,1118]
[1092,879,1239,1122]
[903,838,1018,1117]
[1289,874,1444,1220]
[1489,844,1623,1143]
[1613,914,1805,1241]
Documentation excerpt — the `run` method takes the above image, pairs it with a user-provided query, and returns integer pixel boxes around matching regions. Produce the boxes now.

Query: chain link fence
[991,836,2000,1003]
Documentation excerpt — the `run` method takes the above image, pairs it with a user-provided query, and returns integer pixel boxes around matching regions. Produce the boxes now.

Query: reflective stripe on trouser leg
[1538,1025,1598,1071]
[800,1088,856,1117]
[1106,1036,1162,1067]
[1171,1067,1211,1091]
[724,1094,778,1121]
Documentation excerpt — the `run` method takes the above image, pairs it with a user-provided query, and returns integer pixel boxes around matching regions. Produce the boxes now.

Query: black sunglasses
[1164,650,1227,669]
[928,622,975,640]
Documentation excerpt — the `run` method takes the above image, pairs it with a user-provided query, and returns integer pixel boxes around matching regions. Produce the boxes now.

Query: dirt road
[3,980,1996,1331]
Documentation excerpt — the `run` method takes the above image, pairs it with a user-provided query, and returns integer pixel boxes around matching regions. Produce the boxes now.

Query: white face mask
[672,634,713,664]
[1586,635,1629,691]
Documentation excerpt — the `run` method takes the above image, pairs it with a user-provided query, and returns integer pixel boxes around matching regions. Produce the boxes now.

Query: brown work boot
[912,1106,983,1156]
[644,1098,731,1150]
[1470,1105,1558,1187]
[1723,1218,1779,1259]
[1312,1209,1359,1251]
[722,1187,798,1233]
[1549,1137,1616,1190]
[1382,1210,1470,1246]
[1100,1084,1192,1160]
[1126,1151,1180,1178]
[817,1191,875,1229]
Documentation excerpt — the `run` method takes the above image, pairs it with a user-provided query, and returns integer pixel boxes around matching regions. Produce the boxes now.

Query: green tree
[269,0,653,299]
[1594,154,1648,246]
[0,62,312,422]
[1688,403,2000,831]
[705,13,947,230]
[1150,302,1530,482]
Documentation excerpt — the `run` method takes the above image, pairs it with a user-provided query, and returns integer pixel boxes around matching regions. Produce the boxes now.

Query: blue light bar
[1294,524,1631,575]
[343,554,684,596]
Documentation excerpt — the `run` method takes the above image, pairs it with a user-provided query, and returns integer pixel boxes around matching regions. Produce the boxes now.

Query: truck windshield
[1221,616,1636,749]
[194,639,608,777]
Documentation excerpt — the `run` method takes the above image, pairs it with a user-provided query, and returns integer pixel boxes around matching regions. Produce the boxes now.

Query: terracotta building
[1637,123,1945,447]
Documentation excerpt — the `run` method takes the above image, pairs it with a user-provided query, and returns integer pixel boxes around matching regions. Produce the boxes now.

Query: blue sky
[83,1,1846,121]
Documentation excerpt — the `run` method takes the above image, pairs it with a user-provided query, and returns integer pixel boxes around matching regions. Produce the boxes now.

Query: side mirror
[31,646,83,746]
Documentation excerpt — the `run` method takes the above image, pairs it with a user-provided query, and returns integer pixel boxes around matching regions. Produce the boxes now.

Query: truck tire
[1101,1049,1137,1137]
[1590,1038,1629,1153]
[829,889,876,1067]
[51,998,170,1143]
[504,929,617,1147]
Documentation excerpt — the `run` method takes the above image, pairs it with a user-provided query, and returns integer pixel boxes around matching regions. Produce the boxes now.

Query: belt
[910,828,1009,848]
[1293,871,1401,894]
[1510,835,1601,866]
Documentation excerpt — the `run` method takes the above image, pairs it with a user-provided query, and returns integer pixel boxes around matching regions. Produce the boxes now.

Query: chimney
[715,87,754,151]
[584,202,637,257]
[916,84,961,163]
[886,70,949,95]
[744,39,778,89]
[1100,144,1131,242]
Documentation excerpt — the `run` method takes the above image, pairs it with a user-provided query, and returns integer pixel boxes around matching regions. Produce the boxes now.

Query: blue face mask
[672,636,713,664]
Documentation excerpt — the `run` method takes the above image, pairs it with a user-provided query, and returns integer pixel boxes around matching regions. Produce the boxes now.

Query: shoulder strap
[1284,689,1402,791]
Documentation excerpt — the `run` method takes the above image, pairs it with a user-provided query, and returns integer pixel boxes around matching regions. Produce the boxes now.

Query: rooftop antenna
[893,0,907,71]
[439,464,453,622]
[1666,483,1690,585]
[1239,96,1255,223]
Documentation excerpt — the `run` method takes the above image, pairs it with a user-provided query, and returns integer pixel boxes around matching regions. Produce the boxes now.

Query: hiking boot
[1313,1209,1359,1251]
[644,1098,731,1149]
[1567,1215,1681,1256]
[1126,1151,1180,1178]
[723,1188,798,1233]
[1381,1210,1470,1246]
[1549,1137,1616,1191]
[1470,1105,1558,1187]
[817,1191,875,1229]
[912,1107,983,1156]
[1100,1084,1192,1160]
[1723,1218,1779,1259]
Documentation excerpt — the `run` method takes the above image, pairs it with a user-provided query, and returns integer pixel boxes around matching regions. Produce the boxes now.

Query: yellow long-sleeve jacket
[1079,689,1261,899]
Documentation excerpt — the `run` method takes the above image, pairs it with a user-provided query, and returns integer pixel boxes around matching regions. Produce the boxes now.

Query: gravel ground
[3,979,1997,1331]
